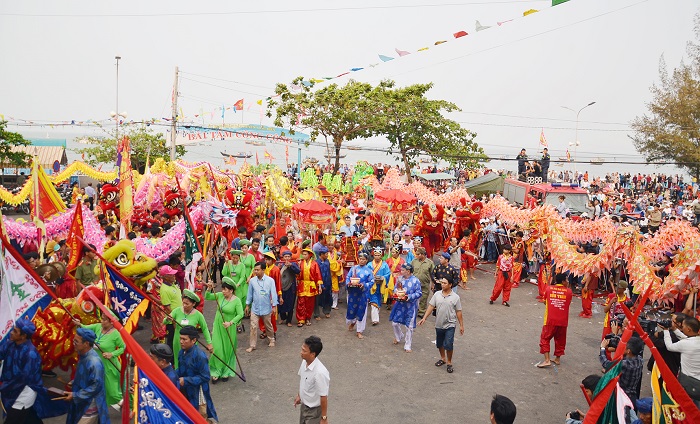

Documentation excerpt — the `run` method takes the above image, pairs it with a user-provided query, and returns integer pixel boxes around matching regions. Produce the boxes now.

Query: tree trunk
[401,147,412,183]
[333,139,343,175]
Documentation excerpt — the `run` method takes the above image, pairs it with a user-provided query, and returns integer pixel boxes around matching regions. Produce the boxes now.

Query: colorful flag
[31,157,67,221]
[378,54,394,62]
[184,214,199,264]
[256,99,263,106]
[116,137,133,231]
[395,48,410,57]
[82,289,208,424]
[264,149,275,161]
[539,128,548,148]
[0,235,52,343]
[66,201,84,272]
[233,99,244,111]
[103,265,149,334]
[453,31,468,38]
[582,361,629,423]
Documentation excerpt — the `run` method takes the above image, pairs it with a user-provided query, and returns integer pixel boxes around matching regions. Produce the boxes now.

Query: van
[503,178,589,213]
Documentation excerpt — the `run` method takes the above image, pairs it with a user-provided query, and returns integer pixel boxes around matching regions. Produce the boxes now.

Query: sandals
[446,364,454,373]
[502,302,510,307]
[435,359,446,367]
[297,322,304,328]
[260,333,267,339]
[306,321,312,326]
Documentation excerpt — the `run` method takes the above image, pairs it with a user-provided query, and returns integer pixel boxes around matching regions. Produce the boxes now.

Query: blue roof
[28,138,67,148]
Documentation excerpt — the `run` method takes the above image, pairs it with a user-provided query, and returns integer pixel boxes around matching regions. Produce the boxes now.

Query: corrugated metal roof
[3,145,68,169]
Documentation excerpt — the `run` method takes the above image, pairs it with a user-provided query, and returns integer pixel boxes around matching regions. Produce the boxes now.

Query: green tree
[0,120,31,180]
[268,78,383,174]
[77,125,185,173]
[374,82,485,182]
[631,15,700,181]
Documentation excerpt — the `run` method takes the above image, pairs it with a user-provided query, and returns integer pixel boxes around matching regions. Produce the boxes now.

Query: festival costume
[369,259,391,323]
[279,261,300,325]
[490,254,514,303]
[149,277,167,341]
[0,338,48,422]
[329,248,343,308]
[296,258,322,325]
[205,292,243,377]
[389,274,422,351]
[602,292,629,340]
[385,256,405,303]
[239,254,256,302]
[259,264,282,334]
[222,260,247,306]
[539,284,572,357]
[511,241,525,286]
[169,307,212,369]
[537,262,551,301]
[66,349,109,424]
[177,344,218,422]
[83,323,125,405]
[314,258,333,317]
[345,264,374,333]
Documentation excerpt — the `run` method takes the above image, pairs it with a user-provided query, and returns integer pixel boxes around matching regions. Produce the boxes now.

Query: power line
[179,77,269,97]
[1,1,551,18]
[454,110,631,126]
[179,71,274,91]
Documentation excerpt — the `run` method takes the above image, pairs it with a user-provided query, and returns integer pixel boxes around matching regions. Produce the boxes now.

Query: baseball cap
[159,265,178,276]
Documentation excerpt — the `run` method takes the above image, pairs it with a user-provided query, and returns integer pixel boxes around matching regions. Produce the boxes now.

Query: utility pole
[115,56,120,142]
[170,66,179,161]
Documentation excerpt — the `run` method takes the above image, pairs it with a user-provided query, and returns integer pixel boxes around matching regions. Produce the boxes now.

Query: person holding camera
[565,374,645,424]
[599,337,645,404]
[662,316,700,404]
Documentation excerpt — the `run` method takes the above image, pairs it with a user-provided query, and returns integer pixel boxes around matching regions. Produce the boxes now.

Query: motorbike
[0,186,30,215]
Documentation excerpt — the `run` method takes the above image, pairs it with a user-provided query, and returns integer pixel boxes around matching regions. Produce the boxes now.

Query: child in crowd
[490,245,514,307]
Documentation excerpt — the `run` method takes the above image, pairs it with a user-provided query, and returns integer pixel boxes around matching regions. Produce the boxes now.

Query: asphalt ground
[17,263,653,424]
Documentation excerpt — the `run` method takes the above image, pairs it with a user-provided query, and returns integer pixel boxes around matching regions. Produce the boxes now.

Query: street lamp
[113,55,127,142]
[561,101,596,178]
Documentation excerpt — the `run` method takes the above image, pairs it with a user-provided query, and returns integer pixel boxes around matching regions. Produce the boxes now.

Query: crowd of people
[2,157,700,423]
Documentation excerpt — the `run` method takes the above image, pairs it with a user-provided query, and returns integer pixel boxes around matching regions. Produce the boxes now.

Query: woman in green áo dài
[169,289,212,368]
[75,313,126,408]
[222,248,247,333]
[205,277,244,383]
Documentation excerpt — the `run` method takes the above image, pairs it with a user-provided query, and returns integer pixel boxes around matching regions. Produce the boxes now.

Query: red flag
[539,128,548,148]
[256,152,260,165]
[31,158,66,221]
[233,99,244,111]
[66,201,84,272]
[285,145,289,166]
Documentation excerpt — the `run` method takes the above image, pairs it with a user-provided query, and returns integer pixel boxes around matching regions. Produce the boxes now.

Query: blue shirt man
[177,326,218,422]
[66,327,109,424]
[245,261,279,352]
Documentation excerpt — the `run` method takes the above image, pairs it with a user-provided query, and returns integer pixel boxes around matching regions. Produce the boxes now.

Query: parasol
[292,199,336,226]
[373,189,417,213]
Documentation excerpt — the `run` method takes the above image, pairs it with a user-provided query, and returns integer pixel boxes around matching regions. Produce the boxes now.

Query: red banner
[66,202,84,272]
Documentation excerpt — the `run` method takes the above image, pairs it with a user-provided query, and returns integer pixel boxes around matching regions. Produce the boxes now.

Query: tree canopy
[631,14,700,180]
[268,78,483,176]
[0,120,31,170]
[268,77,382,174]
[77,125,185,173]
[373,81,485,181]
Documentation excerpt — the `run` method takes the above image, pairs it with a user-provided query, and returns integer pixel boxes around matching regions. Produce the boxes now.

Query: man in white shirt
[664,316,700,403]
[294,336,330,424]
[84,183,96,210]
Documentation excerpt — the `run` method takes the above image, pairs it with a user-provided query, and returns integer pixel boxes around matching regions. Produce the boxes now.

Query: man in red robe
[296,248,322,327]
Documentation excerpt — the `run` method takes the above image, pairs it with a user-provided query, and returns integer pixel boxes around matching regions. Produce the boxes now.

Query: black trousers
[165,323,175,349]
[5,406,43,424]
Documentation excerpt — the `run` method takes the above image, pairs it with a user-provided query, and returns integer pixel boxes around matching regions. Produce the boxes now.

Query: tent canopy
[463,173,504,197]
[413,172,455,181]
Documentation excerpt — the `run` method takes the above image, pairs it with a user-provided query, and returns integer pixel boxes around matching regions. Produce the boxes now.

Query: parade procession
[3,1,700,423]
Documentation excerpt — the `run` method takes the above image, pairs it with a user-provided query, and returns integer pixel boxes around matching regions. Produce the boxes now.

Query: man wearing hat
[516,148,528,178]
[65,327,109,424]
[411,247,434,318]
[279,250,301,327]
[149,343,177,386]
[602,280,630,340]
[313,246,333,320]
[368,246,391,325]
[389,264,422,352]
[432,252,460,294]
[296,248,322,327]
[259,252,282,338]
[159,264,182,349]
[239,240,256,298]
[177,326,218,422]
[0,319,45,423]
[385,244,406,307]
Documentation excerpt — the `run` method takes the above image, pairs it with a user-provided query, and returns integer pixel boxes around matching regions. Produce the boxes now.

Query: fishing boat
[558,157,570,162]
[420,157,433,164]
[325,154,347,160]
[250,141,265,147]
[589,157,605,165]
[221,151,252,159]
[347,146,362,151]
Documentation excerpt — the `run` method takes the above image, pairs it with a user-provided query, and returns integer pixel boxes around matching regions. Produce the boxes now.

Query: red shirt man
[537,273,572,368]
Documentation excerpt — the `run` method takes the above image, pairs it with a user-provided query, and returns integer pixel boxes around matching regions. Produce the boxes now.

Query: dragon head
[224,186,253,210]
[102,239,158,286]
[100,183,119,203]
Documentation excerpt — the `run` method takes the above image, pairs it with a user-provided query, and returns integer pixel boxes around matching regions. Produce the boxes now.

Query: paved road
[23,263,653,424]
